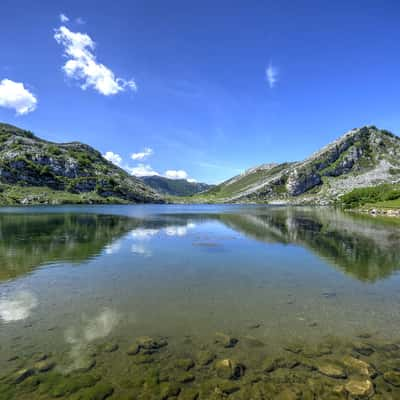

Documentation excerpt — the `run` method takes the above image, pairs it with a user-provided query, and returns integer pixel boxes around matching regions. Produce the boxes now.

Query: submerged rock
[74,357,96,373]
[342,356,375,377]
[197,350,216,366]
[127,343,140,355]
[13,368,34,384]
[215,359,245,380]
[317,363,347,379]
[215,332,238,348]
[175,358,195,371]
[128,336,168,355]
[353,342,375,356]
[283,343,303,354]
[34,359,55,373]
[263,356,299,373]
[103,343,119,353]
[345,378,374,398]
[160,382,181,398]
[73,382,114,399]
[383,370,400,387]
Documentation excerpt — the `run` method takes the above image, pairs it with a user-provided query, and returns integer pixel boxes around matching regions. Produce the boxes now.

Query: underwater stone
[132,354,155,364]
[127,343,140,355]
[218,380,241,395]
[345,378,374,398]
[48,373,100,397]
[33,353,49,362]
[103,343,119,353]
[160,382,181,399]
[342,356,375,377]
[262,356,299,373]
[177,372,195,384]
[215,332,238,348]
[34,360,55,373]
[215,359,245,380]
[383,371,400,387]
[317,363,347,379]
[13,368,34,384]
[353,342,375,356]
[137,336,168,350]
[73,382,114,399]
[178,387,199,400]
[283,343,303,354]
[175,358,195,371]
[197,350,216,366]
[74,358,96,373]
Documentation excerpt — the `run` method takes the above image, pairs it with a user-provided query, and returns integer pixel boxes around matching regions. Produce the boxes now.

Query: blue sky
[0,0,399,183]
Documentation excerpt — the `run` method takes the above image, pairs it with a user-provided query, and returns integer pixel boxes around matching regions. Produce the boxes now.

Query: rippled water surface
[1,205,400,399]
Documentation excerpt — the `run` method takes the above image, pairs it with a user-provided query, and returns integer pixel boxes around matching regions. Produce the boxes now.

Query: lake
[1,205,400,399]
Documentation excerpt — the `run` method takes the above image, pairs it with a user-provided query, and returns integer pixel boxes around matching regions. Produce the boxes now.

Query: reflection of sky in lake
[1,205,400,368]
[0,290,38,322]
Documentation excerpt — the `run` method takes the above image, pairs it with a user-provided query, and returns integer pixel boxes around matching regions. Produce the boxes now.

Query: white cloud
[0,79,37,115]
[131,147,153,161]
[60,13,69,23]
[54,25,137,96]
[266,63,278,88]
[0,291,38,322]
[103,151,122,166]
[165,169,188,180]
[187,178,197,183]
[75,17,86,25]
[128,163,159,177]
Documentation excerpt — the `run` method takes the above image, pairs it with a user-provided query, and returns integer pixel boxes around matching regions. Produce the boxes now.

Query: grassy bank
[339,183,400,209]
[0,185,129,205]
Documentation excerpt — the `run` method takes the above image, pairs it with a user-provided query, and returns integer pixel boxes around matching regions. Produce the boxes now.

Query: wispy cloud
[0,79,37,115]
[60,13,69,23]
[131,147,153,161]
[54,25,137,95]
[103,151,122,166]
[75,17,86,25]
[266,63,278,88]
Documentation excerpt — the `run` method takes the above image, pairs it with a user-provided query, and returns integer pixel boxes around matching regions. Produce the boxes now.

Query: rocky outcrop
[0,123,163,203]
[198,126,400,204]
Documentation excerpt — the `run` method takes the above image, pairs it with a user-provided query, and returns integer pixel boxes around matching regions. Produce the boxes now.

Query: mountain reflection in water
[0,207,399,283]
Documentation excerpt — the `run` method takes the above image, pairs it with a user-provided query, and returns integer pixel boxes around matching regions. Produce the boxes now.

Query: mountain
[196,126,400,204]
[0,123,163,204]
[140,175,213,196]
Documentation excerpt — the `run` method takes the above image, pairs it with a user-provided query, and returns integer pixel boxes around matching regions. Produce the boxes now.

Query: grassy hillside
[0,123,163,205]
[190,126,400,204]
[140,175,213,196]
[339,183,400,209]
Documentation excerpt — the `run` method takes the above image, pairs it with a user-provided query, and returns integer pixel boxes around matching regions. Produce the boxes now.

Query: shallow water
[1,205,400,399]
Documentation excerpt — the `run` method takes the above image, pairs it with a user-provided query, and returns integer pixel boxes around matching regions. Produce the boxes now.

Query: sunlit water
[1,205,400,399]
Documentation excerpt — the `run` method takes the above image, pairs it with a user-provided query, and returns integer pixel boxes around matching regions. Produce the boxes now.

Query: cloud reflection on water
[64,308,120,372]
[0,290,38,322]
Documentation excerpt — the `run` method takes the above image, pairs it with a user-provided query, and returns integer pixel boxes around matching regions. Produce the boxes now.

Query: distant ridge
[140,175,213,196]
[195,126,400,204]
